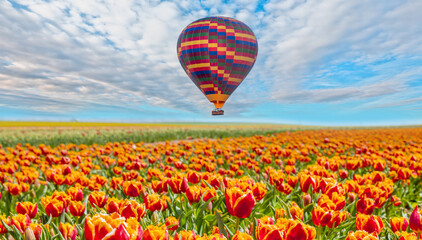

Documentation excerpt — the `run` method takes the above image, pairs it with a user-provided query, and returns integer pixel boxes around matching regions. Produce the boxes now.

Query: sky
[0,0,422,126]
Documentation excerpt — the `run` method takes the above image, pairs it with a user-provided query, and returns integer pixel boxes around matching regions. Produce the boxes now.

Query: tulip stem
[316,226,322,240]
[235,217,240,233]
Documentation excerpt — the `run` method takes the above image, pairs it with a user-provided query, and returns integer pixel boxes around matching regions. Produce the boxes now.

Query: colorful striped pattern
[177,16,258,108]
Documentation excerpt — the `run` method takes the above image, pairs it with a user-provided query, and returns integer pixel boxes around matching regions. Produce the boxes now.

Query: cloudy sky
[1,0,422,125]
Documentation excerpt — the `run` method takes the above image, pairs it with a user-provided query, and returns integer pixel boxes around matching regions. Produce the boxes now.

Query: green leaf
[36,185,48,199]
[11,224,23,240]
[203,214,215,222]
[215,210,228,238]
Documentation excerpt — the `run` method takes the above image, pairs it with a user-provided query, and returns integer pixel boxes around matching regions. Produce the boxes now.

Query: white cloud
[0,0,421,118]
[260,0,422,104]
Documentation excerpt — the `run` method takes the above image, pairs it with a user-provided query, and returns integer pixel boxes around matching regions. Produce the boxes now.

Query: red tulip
[186,186,201,204]
[143,225,168,240]
[85,213,142,240]
[312,206,332,227]
[66,187,83,201]
[356,198,375,215]
[145,194,163,212]
[391,217,409,233]
[10,214,30,234]
[299,175,316,193]
[165,216,179,231]
[187,171,201,184]
[123,181,143,197]
[88,191,107,208]
[59,223,77,240]
[16,202,37,219]
[356,214,384,235]
[41,197,65,218]
[409,206,422,233]
[69,201,85,217]
[166,177,188,194]
[225,187,256,219]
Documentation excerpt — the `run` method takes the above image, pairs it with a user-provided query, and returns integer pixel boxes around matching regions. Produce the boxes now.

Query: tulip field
[0,126,421,240]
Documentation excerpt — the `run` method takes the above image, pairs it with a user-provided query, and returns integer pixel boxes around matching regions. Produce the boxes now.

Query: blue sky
[0,0,422,126]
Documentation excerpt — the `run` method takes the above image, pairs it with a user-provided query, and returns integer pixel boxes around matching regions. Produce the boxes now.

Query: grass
[0,121,315,147]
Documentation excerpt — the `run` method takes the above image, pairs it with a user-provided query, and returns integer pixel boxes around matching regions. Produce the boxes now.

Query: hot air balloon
[177,16,258,115]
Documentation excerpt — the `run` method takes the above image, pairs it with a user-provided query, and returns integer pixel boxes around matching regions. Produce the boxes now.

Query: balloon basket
[212,109,224,116]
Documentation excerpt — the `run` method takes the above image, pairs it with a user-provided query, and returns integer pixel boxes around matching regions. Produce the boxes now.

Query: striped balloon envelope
[177,16,258,115]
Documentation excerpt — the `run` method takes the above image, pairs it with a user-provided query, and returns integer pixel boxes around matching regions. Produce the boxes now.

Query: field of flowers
[0,122,308,147]
[0,127,421,240]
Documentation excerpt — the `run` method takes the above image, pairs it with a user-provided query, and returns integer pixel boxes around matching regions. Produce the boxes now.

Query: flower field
[0,127,421,240]
[0,122,308,148]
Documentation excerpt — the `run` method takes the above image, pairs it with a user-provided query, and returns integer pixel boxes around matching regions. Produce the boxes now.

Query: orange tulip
[345,230,378,240]
[339,170,348,179]
[16,202,37,218]
[396,232,418,240]
[106,198,122,214]
[187,171,201,184]
[410,206,422,233]
[275,208,286,219]
[327,211,348,228]
[66,187,83,201]
[69,201,85,217]
[286,175,298,187]
[202,187,217,202]
[289,202,304,220]
[275,218,316,240]
[356,198,375,215]
[186,185,201,204]
[251,183,267,201]
[88,191,107,208]
[0,215,9,234]
[165,216,179,231]
[119,200,145,220]
[166,177,188,194]
[276,182,293,195]
[51,191,71,208]
[258,216,274,225]
[110,177,123,190]
[123,181,143,197]
[318,193,345,211]
[18,179,30,190]
[299,175,316,193]
[390,195,401,206]
[5,182,21,195]
[174,230,197,240]
[10,214,30,234]
[41,197,65,218]
[391,217,409,233]
[136,203,147,219]
[356,214,384,235]
[145,194,163,212]
[225,187,256,219]
[59,223,77,240]
[85,213,142,240]
[30,223,43,240]
[143,225,168,240]
[255,222,282,240]
[285,221,316,240]
[312,206,332,227]
[233,231,253,240]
